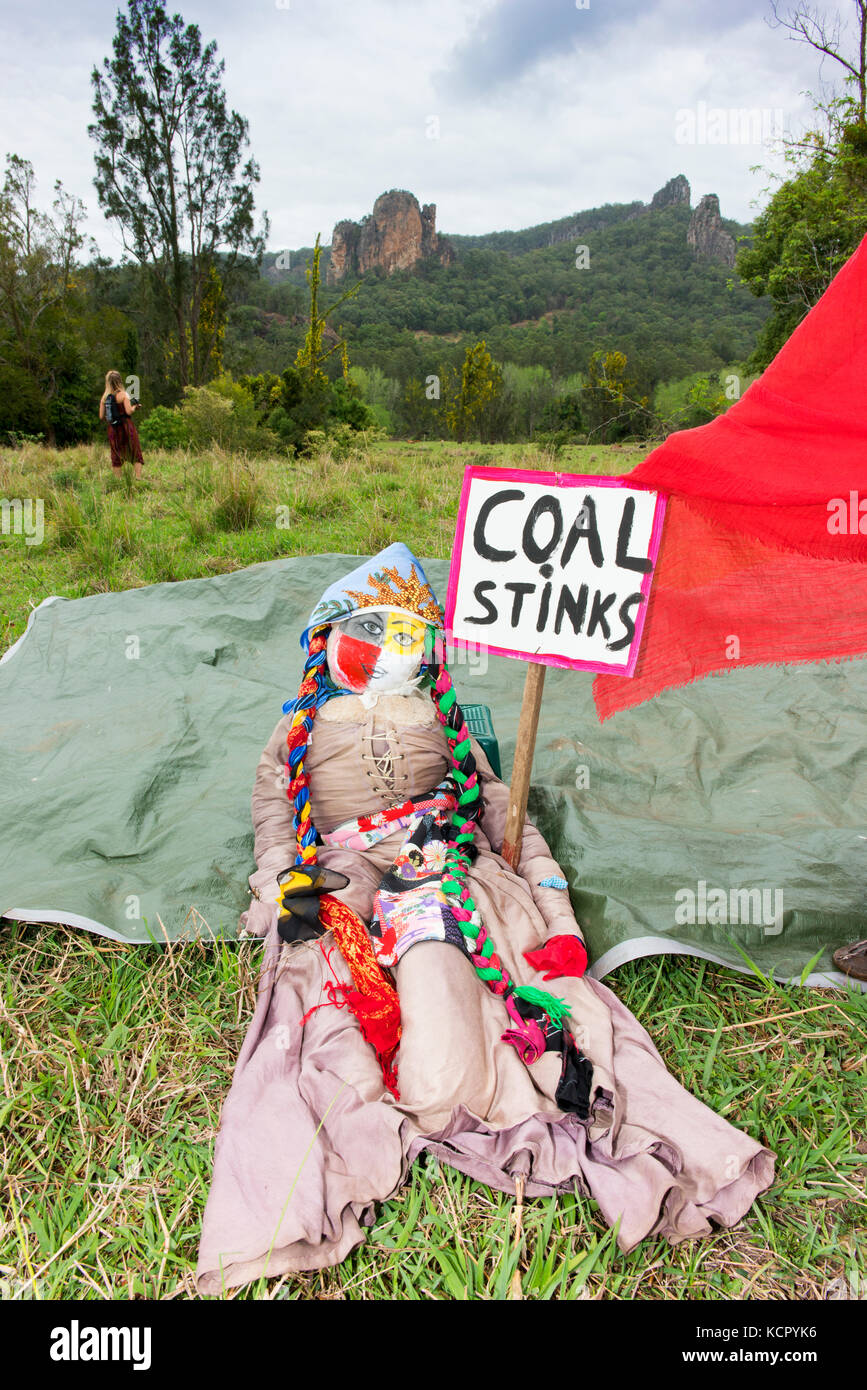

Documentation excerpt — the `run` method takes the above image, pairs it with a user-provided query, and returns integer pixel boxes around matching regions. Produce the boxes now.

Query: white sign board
[445,467,666,676]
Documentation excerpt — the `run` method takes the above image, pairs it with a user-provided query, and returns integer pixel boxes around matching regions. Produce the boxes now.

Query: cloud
[439,0,782,98]
[0,0,831,252]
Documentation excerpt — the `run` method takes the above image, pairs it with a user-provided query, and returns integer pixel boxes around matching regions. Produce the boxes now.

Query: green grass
[0,436,864,1301]
[0,436,644,651]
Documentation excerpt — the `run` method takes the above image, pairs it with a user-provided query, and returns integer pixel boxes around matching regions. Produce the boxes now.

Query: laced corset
[303,692,451,836]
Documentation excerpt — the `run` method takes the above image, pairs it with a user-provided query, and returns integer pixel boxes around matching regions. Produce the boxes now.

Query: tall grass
[211,457,261,532]
[1,437,644,653]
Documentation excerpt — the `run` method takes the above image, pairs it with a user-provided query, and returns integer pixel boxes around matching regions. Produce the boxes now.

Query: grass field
[0,436,865,1301]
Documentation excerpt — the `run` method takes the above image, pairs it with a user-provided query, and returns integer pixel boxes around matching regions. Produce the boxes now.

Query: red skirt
[107,418,144,467]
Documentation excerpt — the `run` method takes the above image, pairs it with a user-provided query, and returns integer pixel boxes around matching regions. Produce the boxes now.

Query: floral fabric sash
[322,779,475,968]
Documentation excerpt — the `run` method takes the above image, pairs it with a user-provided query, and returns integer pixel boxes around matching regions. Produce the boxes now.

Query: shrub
[534,429,569,458]
[138,406,190,451]
[366,402,394,433]
[300,428,328,456]
[182,376,275,453]
[330,378,375,431]
[180,388,236,449]
[266,404,305,453]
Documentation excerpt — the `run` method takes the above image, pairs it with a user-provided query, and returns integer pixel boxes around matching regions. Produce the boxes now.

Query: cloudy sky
[0,0,853,256]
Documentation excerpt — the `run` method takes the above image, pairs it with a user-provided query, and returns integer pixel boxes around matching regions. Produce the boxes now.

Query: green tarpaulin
[1,554,864,987]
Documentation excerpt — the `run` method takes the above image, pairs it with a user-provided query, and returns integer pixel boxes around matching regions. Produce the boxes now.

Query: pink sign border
[444,465,668,678]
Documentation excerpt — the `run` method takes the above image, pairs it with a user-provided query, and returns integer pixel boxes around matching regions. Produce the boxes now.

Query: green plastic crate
[462,703,502,779]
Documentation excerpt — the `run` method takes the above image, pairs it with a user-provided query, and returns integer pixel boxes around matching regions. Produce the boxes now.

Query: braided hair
[283,624,335,865]
[426,647,571,1062]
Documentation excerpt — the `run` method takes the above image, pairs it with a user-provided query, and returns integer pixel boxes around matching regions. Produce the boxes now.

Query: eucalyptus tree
[89,0,268,389]
[0,154,91,439]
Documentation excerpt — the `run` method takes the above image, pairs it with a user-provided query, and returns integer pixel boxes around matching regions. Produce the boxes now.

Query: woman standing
[99,370,144,479]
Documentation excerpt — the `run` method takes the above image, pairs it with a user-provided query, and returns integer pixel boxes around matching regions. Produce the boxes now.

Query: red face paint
[329,631,382,692]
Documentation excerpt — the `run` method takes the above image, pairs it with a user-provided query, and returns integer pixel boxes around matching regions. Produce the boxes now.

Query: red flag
[594,235,867,721]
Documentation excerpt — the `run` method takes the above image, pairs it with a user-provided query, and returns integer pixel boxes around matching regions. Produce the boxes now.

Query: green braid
[427,651,571,1056]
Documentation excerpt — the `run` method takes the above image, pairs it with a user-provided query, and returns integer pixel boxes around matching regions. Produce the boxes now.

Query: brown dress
[196,691,774,1292]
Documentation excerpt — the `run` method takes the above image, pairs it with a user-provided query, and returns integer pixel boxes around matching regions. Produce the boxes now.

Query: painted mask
[327,609,428,699]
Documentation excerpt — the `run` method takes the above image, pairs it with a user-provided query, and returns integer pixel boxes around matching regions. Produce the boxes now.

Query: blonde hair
[103,370,124,398]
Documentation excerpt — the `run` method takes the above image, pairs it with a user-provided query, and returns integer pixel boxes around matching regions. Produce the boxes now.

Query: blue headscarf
[300,543,444,653]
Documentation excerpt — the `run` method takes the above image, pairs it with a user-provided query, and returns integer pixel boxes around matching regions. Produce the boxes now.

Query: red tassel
[317,896,403,1099]
[325,982,401,1097]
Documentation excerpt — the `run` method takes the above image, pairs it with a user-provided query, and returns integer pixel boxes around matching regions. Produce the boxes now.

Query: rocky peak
[327,190,454,283]
[687,194,736,267]
[650,174,691,210]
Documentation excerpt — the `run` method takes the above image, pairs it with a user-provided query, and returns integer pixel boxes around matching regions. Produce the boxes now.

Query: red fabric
[318,895,402,1098]
[523,934,588,981]
[594,235,867,721]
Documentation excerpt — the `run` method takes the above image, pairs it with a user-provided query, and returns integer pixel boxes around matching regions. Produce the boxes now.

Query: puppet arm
[241,714,296,937]
[471,736,587,973]
[242,715,383,938]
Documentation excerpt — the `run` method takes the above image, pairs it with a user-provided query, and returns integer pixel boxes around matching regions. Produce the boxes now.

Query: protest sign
[445,466,666,864]
[446,467,666,676]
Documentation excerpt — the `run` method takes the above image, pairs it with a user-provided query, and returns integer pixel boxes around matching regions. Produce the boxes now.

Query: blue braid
[282,628,339,865]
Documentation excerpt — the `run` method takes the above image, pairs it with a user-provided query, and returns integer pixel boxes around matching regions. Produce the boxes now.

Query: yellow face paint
[382,612,427,658]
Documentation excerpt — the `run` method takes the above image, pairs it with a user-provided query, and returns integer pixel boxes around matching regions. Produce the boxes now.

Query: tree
[737,142,867,364]
[89,0,268,389]
[580,350,652,442]
[294,234,358,387]
[769,2,867,125]
[0,155,86,374]
[444,339,503,441]
[0,154,95,441]
[737,3,867,366]
[287,234,362,435]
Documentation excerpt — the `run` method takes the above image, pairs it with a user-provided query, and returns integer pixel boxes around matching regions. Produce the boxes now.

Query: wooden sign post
[445,466,666,859]
[501,661,546,868]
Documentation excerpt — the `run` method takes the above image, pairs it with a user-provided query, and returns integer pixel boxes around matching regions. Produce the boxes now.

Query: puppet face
[327,609,427,696]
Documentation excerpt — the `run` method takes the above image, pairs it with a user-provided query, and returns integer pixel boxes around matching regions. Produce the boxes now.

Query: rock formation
[687,194,737,267]
[327,190,454,283]
[650,174,691,210]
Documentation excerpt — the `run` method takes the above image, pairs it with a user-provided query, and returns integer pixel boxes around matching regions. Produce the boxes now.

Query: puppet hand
[276,866,349,946]
[523,934,588,981]
[239,897,277,939]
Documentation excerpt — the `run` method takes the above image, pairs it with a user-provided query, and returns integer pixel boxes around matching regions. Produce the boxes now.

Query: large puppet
[197,544,774,1292]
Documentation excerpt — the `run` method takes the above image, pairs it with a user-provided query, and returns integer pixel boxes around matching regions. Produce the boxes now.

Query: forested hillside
[0,156,767,451]
[237,200,764,390]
